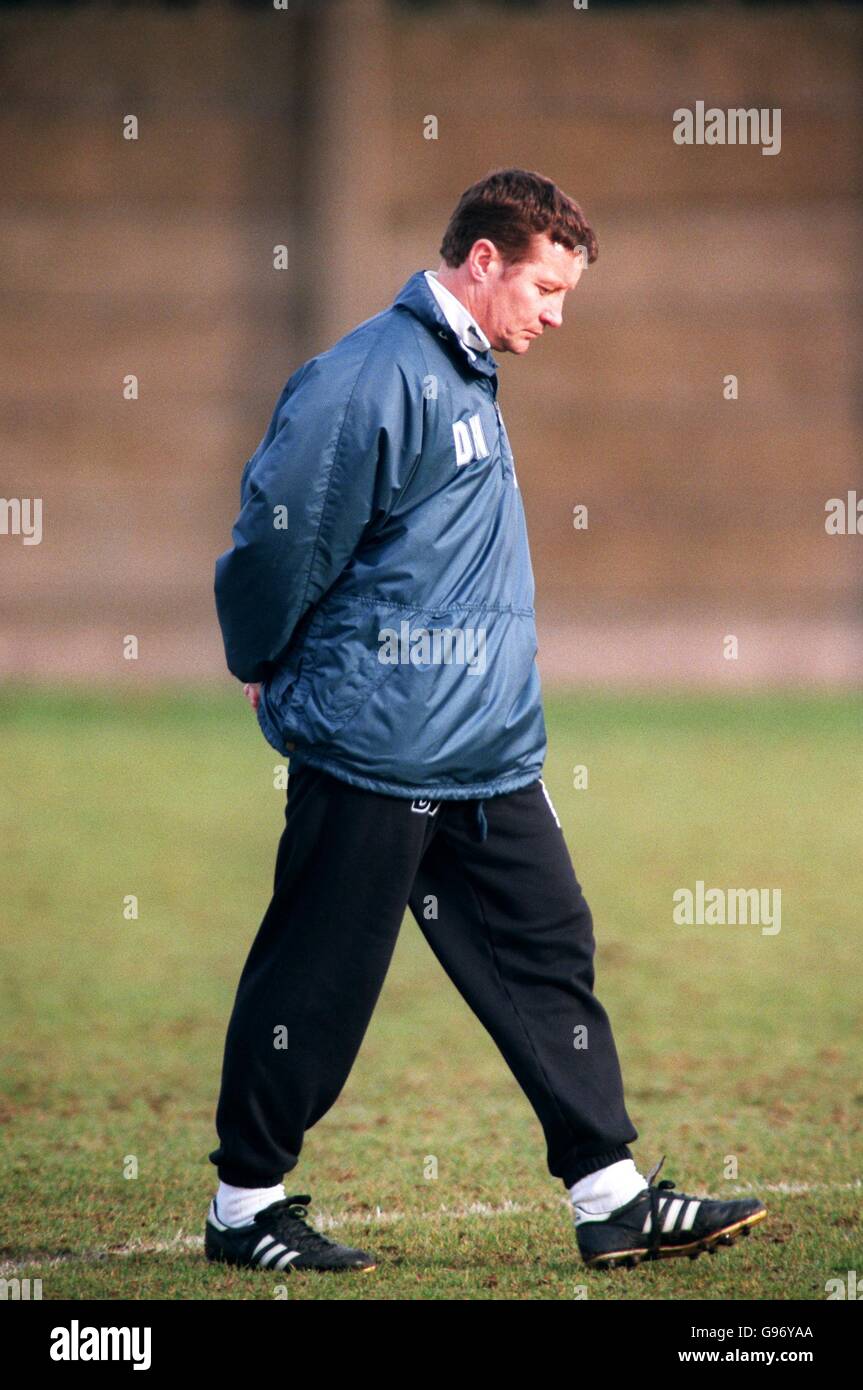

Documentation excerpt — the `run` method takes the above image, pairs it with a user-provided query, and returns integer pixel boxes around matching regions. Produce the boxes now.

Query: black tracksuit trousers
[209,765,638,1190]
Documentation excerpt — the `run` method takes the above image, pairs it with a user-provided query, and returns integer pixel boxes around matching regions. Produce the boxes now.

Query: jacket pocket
[287,593,426,743]
[257,605,324,748]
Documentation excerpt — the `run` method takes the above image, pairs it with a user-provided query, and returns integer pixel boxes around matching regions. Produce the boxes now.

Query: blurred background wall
[1,0,860,686]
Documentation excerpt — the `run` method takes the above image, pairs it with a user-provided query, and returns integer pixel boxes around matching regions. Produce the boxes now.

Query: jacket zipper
[485,378,505,483]
[493,399,517,487]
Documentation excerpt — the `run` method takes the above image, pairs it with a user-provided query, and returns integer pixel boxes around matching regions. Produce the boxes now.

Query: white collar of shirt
[424,270,491,361]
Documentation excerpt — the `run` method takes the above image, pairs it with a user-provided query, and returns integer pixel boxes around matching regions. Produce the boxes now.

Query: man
[206,168,767,1273]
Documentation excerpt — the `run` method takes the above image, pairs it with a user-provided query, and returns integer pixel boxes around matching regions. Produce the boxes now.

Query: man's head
[436,167,597,355]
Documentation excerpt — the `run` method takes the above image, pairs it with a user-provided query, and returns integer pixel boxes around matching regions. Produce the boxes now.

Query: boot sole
[205,1236,378,1273]
[582,1206,768,1270]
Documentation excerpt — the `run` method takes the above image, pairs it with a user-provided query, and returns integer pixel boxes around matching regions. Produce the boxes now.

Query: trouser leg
[209,765,433,1186]
[407,780,638,1188]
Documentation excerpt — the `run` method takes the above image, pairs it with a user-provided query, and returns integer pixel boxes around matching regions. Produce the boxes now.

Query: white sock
[213,1180,287,1229]
[569,1159,648,1224]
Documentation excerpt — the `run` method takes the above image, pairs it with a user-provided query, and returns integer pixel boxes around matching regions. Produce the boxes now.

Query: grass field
[1,686,860,1301]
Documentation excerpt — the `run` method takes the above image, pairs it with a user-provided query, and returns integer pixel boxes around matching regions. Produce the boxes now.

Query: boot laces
[644,1155,680,1256]
[258,1195,339,1253]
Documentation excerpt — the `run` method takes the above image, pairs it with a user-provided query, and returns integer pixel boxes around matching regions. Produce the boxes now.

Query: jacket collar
[392,270,499,381]
[424,271,491,359]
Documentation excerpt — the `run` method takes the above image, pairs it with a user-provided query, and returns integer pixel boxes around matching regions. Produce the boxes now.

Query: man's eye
[538,286,552,295]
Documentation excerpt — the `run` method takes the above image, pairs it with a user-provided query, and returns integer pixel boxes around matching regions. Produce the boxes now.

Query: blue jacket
[214,269,548,800]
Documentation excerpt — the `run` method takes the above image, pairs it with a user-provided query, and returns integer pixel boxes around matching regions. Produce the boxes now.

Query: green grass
[0,685,860,1300]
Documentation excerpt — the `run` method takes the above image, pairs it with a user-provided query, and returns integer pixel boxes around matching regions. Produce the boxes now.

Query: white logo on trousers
[539,778,561,828]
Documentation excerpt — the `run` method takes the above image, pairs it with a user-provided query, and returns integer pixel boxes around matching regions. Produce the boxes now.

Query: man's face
[478,233,585,354]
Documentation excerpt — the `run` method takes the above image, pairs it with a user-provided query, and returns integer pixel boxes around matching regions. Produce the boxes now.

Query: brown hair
[439,167,598,269]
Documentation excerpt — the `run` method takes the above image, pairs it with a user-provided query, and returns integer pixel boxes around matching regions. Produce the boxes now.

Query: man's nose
[540,307,563,329]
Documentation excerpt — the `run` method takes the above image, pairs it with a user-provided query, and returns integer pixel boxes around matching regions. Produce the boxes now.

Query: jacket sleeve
[214,351,420,684]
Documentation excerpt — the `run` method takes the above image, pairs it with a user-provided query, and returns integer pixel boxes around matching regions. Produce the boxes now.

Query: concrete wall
[0,1,859,685]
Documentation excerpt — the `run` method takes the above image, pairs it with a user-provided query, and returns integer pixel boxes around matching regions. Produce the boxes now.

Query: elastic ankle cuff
[559,1143,634,1188]
[217,1164,285,1188]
